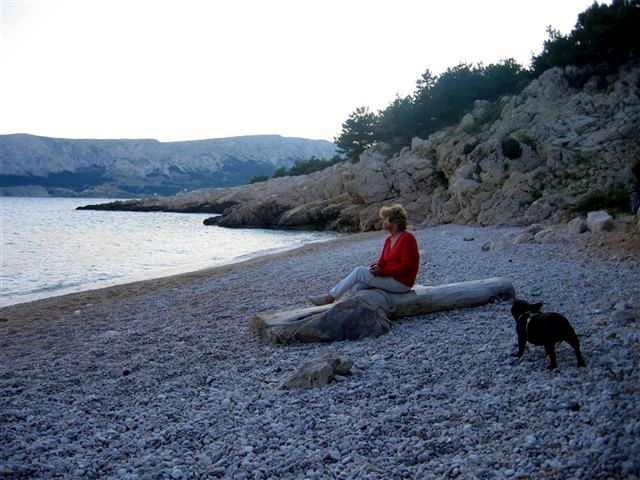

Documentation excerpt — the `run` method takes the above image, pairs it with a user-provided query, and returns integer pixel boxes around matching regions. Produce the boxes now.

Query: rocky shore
[1,223,639,479]
[78,63,640,233]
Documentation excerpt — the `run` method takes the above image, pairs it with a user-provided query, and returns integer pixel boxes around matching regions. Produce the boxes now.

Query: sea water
[0,197,337,307]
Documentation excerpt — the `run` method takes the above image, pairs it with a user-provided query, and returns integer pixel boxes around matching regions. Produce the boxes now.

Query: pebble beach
[1,224,639,479]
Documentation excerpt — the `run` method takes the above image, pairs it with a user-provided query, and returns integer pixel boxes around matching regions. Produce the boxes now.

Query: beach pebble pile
[1,224,639,479]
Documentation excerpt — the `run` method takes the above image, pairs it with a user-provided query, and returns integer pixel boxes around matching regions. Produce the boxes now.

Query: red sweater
[375,231,420,287]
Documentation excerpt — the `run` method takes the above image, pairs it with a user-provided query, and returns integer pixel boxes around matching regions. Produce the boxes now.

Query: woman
[310,204,419,306]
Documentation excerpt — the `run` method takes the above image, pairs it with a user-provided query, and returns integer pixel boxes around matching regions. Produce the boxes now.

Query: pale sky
[0,0,600,143]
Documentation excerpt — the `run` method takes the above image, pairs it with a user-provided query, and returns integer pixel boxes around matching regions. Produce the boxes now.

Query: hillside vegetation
[335,0,640,158]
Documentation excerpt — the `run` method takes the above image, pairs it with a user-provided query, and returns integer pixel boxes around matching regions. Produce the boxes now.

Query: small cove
[0,197,338,306]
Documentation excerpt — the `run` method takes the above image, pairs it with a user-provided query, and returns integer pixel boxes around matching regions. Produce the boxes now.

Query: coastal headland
[1,223,638,478]
[77,63,640,234]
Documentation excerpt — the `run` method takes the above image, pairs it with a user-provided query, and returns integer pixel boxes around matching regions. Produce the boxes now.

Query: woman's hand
[369,264,382,276]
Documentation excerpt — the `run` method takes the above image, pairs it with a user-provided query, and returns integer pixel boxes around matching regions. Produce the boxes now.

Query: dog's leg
[544,342,558,369]
[566,330,586,368]
[511,332,527,358]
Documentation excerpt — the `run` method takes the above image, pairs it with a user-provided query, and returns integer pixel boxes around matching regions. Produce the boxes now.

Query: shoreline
[2,223,638,324]
[0,236,341,310]
[1,195,341,313]
[0,230,382,324]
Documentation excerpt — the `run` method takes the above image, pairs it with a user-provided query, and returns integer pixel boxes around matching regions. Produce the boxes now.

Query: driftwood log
[249,277,516,344]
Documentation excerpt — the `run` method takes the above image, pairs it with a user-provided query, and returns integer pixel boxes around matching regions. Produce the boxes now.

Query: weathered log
[392,277,516,317]
[249,277,516,344]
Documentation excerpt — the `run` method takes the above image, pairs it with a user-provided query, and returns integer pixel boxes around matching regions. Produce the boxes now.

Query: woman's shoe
[308,295,335,306]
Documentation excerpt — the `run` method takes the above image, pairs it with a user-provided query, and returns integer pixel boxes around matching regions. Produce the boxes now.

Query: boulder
[587,210,614,232]
[459,113,475,130]
[525,224,545,235]
[568,217,588,234]
[534,228,567,244]
[279,351,353,389]
[513,232,535,244]
[411,137,431,153]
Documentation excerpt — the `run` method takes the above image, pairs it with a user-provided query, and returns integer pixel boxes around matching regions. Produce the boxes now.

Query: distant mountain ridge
[0,134,338,197]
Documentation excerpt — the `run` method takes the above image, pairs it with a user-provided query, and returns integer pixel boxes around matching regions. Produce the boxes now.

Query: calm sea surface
[0,197,337,307]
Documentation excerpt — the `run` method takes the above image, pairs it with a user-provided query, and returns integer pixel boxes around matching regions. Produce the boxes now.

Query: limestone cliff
[79,63,640,231]
[1,134,338,196]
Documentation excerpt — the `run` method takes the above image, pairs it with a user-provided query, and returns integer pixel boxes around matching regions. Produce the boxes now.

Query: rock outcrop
[79,63,640,231]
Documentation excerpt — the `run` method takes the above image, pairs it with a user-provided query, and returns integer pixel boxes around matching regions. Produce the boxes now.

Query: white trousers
[329,266,411,300]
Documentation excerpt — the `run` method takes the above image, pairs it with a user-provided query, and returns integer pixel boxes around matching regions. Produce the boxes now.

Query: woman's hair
[379,204,408,231]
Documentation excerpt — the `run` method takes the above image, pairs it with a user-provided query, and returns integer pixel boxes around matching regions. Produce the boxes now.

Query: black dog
[511,299,586,369]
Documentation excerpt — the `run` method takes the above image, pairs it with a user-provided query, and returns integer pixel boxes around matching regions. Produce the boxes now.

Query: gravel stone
[1,225,639,478]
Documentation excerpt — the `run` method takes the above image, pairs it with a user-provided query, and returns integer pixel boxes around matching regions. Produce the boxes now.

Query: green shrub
[570,187,630,215]
[472,99,507,132]
[515,78,531,93]
[273,155,344,178]
[273,167,287,178]
[249,175,269,184]
[434,169,449,187]
[532,1,640,77]
[519,134,537,151]
[501,137,522,159]
[463,140,479,155]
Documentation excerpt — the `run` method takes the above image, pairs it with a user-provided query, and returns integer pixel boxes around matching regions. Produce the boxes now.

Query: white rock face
[85,63,640,231]
[0,134,339,194]
[587,210,614,232]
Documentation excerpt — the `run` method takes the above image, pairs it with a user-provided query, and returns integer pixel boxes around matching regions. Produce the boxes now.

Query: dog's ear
[511,299,526,318]
[532,302,543,312]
